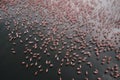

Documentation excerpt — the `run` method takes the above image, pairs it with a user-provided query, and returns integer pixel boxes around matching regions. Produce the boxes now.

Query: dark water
[0,20,119,80]
[0,21,35,80]
[0,1,120,80]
